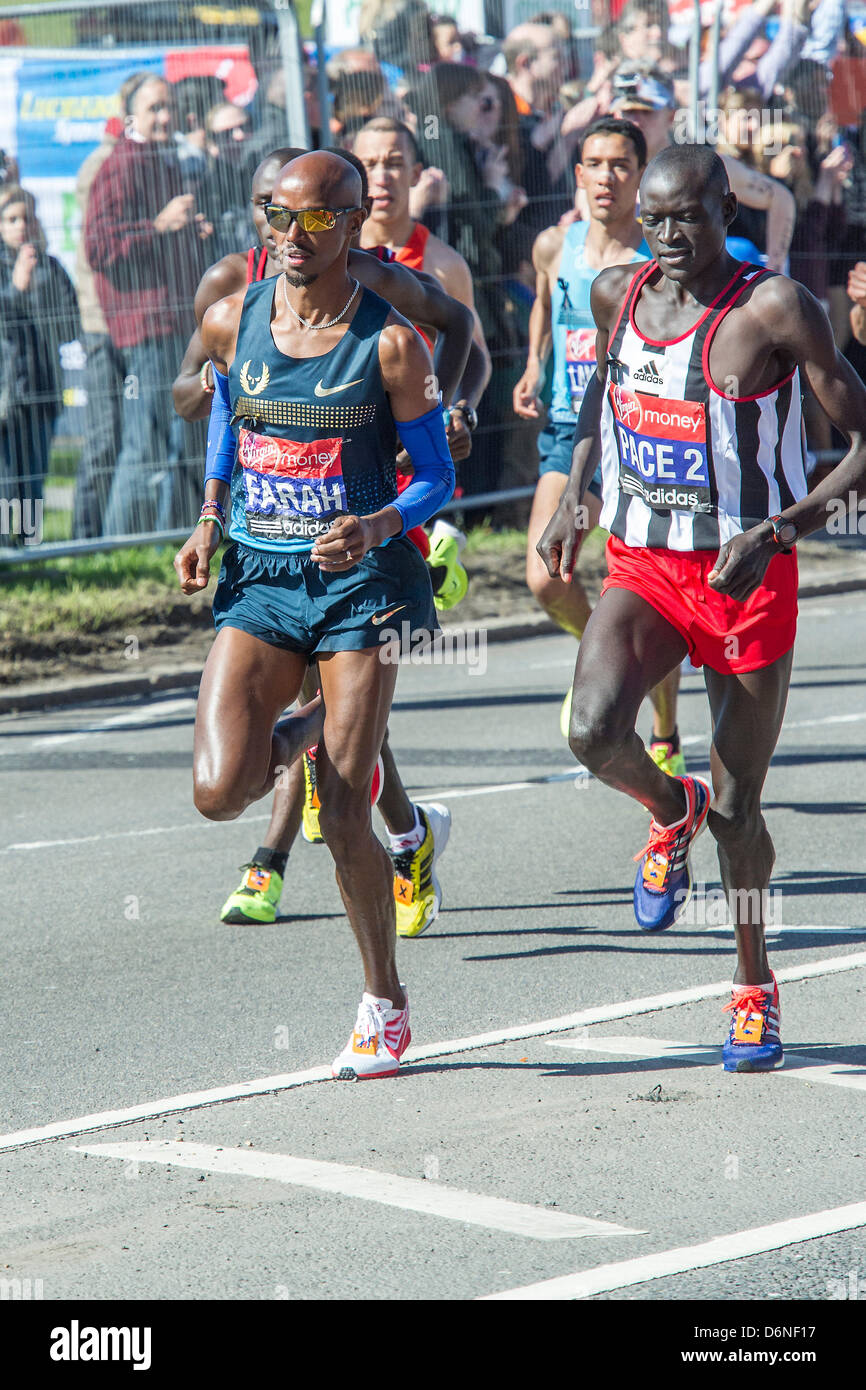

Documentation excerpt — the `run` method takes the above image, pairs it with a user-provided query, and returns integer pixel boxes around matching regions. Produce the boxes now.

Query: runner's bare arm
[405,257,489,457]
[173,327,212,422]
[722,157,796,272]
[514,226,562,418]
[352,252,473,403]
[312,322,451,573]
[849,263,866,346]
[194,255,247,328]
[173,257,247,421]
[537,265,634,581]
[174,293,246,593]
[200,291,244,376]
[425,241,492,403]
[709,278,866,599]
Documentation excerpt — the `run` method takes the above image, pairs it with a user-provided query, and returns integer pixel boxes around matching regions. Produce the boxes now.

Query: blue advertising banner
[15,51,165,179]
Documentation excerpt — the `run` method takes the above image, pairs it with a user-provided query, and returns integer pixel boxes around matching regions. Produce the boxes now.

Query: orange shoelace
[633,819,680,865]
[722,984,769,1015]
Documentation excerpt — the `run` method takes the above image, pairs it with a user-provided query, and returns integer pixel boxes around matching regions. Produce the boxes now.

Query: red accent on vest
[246,246,269,285]
[394,223,433,350]
[394,221,430,271]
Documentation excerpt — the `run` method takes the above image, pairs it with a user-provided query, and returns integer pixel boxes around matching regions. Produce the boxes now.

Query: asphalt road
[2,590,866,1309]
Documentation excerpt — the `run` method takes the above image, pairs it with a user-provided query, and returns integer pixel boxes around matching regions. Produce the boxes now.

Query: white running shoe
[331,987,411,1081]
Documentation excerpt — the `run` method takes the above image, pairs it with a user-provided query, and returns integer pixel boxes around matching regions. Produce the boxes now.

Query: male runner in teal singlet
[539,144,866,1071]
[172,147,475,936]
[174,152,455,1079]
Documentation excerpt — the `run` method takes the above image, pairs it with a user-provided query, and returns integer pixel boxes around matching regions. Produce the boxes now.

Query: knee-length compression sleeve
[204,367,236,485]
[392,404,455,535]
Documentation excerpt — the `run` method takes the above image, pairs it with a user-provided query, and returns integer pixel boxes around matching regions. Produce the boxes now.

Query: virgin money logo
[238,429,342,479]
[566,329,596,362]
[238,432,282,473]
[612,385,641,429]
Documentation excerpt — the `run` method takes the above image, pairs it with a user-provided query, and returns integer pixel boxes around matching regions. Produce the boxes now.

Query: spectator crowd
[2,0,866,543]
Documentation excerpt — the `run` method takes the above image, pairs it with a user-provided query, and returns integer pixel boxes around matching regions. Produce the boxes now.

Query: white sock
[387,806,424,854]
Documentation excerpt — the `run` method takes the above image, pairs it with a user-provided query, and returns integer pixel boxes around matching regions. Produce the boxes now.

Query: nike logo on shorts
[314,377,364,397]
[371,604,407,626]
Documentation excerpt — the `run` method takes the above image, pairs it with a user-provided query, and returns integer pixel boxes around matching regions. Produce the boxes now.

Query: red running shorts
[600,535,798,674]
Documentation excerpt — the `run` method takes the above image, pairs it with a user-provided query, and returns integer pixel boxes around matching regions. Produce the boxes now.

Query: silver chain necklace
[283,274,360,331]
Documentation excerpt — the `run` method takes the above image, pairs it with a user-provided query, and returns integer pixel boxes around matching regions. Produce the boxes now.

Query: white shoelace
[354,998,385,1043]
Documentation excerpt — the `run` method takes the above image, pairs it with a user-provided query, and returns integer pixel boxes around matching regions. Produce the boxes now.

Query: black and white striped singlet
[599,260,807,552]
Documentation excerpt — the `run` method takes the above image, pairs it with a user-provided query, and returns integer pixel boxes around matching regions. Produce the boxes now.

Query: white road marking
[797,602,866,618]
[0,773,593,852]
[480,1200,866,1300]
[549,1035,714,1061]
[779,711,866,735]
[7,697,196,752]
[4,693,866,853]
[1,814,273,853]
[1,951,864,1154]
[702,925,866,935]
[72,1141,643,1241]
[679,708,866,749]
[548,1034,866,1094]
[431,770,591,799]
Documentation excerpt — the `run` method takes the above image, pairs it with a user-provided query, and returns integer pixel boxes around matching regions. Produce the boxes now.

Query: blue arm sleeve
[204,367,236,485]
[392,404,455,536]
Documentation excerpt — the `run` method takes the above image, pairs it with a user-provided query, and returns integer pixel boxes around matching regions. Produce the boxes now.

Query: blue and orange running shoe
[633,775,710,931]
[722,976,783,1072]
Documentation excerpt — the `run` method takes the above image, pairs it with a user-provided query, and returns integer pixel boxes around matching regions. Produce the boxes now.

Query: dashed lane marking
[71,1141,645,1242]
[547,1035,866,1094]
[0,697,196,753]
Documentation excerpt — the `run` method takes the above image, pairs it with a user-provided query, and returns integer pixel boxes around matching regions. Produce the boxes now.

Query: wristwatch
[449,402,478,432]
[765,515,798,553]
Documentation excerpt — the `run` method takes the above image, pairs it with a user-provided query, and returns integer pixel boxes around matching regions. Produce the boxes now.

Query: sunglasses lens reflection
[266,207,338,232]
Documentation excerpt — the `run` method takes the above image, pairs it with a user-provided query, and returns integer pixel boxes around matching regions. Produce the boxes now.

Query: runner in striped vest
[538,143,866,1073]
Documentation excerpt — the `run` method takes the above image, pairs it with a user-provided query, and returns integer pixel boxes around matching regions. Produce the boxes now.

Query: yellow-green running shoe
[649,738,687,778]
[220,863,284,925]
[427,519,468,612]
[560,686,573,741]
[302,747,324,844]
[389,803,451,938]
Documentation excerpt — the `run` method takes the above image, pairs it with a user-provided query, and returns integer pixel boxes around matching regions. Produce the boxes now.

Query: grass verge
[0,545,184,640]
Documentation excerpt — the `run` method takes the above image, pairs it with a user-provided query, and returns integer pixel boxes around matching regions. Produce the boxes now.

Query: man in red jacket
[85,72,212,535]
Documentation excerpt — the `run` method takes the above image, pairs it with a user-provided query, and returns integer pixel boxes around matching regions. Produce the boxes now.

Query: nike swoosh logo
[314,377,364,397]
[371,604,407,626]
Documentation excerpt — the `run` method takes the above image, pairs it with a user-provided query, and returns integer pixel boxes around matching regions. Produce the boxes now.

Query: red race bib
[238,429,348,542]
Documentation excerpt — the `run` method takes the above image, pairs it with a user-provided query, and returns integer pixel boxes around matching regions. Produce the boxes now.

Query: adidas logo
[632,358,664,385]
